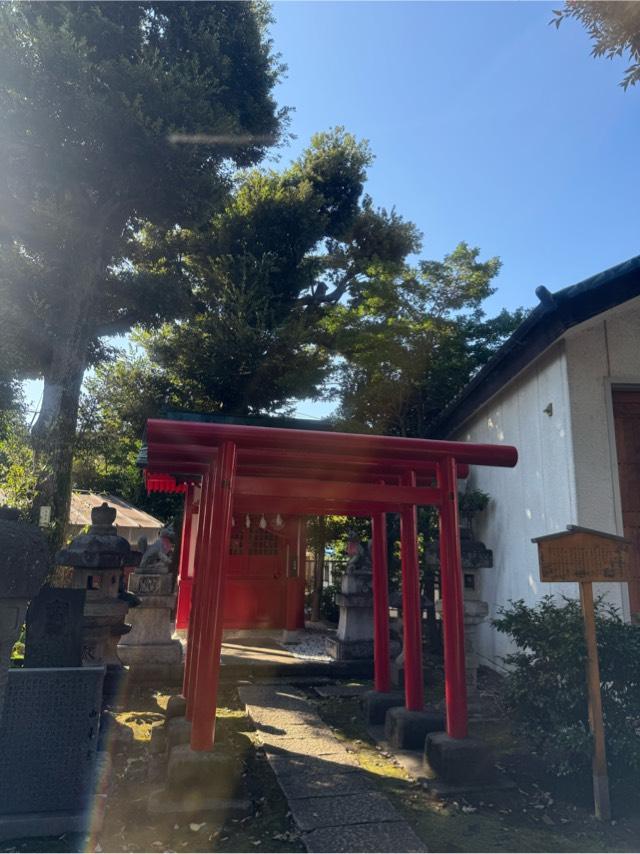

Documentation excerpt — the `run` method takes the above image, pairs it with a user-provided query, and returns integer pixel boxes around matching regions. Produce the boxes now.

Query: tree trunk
[310,516,326,622]
[31,338,88,552]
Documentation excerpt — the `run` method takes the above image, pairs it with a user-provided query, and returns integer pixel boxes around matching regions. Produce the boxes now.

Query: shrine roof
[430,254,640,438]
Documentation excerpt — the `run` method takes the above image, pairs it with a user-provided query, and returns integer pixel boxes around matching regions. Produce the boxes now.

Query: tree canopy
[553,2,640,89]
[0,1,285,540]
[127,129,420,415]
[326,242,524,436]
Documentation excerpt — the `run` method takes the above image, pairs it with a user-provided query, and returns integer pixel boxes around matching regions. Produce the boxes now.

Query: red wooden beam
[184,470,212,717]
[191,441,237,751]
[234,476,443,506]
[175,484,194,631]
[438,456,468,739]
[146,444,469,479]
[400,471,424,712]
[371,512,391,693]
[232,498,406,516]
[147,419,518,468]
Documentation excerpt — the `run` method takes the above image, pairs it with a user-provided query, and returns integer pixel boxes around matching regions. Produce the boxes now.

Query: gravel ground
[282,634,332,661]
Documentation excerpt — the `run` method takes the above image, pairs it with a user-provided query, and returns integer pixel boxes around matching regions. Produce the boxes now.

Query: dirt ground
[2,674,640,854]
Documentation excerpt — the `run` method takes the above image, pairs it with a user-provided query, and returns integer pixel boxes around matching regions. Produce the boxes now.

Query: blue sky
[268,0,640,418]
[23,1,640,420]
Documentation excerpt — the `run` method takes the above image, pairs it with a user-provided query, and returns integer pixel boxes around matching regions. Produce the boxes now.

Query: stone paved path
[238,684,427,853]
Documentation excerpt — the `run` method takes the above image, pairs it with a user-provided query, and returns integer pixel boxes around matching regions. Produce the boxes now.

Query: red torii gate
[144,418,517,752]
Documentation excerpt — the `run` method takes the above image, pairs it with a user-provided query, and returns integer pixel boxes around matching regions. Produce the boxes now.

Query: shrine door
[223,521,287,628]
[613,389,640,618]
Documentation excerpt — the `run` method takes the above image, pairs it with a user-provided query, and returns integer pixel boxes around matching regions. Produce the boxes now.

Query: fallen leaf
[461,806,477,814]
[189,823,205,832]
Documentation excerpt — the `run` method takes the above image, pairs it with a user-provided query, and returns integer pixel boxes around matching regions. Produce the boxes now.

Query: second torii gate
[143,418,517,751]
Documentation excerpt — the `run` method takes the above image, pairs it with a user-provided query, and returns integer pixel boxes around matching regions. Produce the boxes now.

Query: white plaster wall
[455,344,580,669]
[454,296,640,668]
[564,296,640,618]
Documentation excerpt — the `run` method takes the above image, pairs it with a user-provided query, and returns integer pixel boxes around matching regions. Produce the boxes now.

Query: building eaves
[429,254,640,439]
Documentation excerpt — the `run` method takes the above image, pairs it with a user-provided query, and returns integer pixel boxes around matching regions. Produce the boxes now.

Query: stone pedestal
[326,577,374,660]
[425,731,494,784]
[362,689,404,725]
[384,706,445,750]
[462,598,489,696]
[326,536,374,661]
[118,572,182,668]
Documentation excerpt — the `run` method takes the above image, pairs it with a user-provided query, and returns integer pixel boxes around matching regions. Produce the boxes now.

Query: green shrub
[493,595,640,780]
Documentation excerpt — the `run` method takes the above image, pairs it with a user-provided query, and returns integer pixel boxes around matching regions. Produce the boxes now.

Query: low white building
[69,491,163,547]
[431,255,640,671]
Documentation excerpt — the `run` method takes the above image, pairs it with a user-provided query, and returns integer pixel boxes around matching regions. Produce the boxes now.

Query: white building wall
[454,296,640,668]
[564,296,640,618]
[455,343,579,669]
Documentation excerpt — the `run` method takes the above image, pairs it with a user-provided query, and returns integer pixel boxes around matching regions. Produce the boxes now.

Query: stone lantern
[55,502,140,700]
[0,507,50,721]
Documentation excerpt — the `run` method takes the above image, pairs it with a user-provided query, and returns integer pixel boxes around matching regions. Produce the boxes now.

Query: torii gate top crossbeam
[144,418,517,513]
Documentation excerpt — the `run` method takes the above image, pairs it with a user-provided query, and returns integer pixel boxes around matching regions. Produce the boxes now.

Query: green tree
[0,399,44,516]
[134,129,420,415]
[0,1,284,544]
[325,242,524,436]
[74,354,181,518]
[553,2,640,89]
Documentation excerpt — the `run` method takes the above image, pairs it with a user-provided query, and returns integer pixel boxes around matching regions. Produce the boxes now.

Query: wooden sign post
[532,525,631,822]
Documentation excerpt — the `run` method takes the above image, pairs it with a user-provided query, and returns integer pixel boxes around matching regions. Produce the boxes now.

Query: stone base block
[325,637,374,661]
[384,707,445,750]
[149,723,168,755]
[166,716,192,750]
[362,690,404,725]
[167,744,236,791]
[425,732,494,784]
[148,787,251,818]
[165,694,188,719]
[118,640,183,666]
[126,662,184,686]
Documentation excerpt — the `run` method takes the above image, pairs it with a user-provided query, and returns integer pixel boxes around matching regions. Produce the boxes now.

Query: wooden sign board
[532,526,630,584]
[532,525,632,821]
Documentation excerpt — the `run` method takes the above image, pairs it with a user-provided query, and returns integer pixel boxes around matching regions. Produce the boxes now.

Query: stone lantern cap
[0,507,51,599]
[56,502,141,569]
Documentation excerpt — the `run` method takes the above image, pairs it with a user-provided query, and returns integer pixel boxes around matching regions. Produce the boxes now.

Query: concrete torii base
[361,689,405,725]
[425,731,495,784]
[384,706,445,750]
[147,714,250,817]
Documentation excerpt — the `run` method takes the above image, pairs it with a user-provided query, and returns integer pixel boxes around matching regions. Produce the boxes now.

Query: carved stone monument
[326,534,375,660]
[0,507,50,721]
[0,666,104,840]
[119,528,183,676]
[55,502,140,700]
